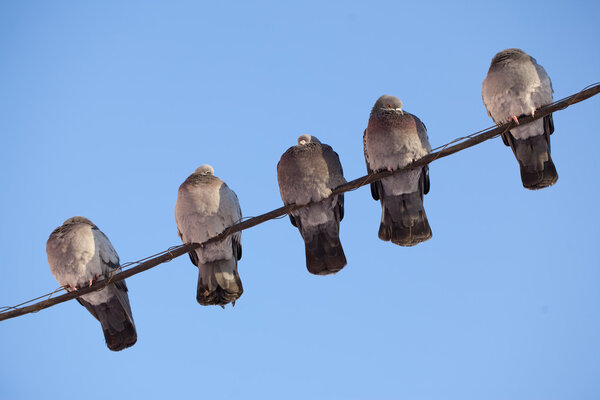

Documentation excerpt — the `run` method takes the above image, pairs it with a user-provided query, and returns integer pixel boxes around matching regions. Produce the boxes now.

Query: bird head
[374,95,403,114]
[194,164,214,175]
[297,134,321,145]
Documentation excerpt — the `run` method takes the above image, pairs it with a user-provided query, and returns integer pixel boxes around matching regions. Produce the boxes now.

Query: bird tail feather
[378,191,432,247]
[506,118,558,190]
[78,286,137,351]
[197,258,243,306]
[303,221,347,276]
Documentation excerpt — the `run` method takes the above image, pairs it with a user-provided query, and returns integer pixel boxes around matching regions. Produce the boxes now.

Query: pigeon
[482,48,558,190]
[175,164,243,307]
[46,216,137,351]
[364,95,432,247]
[277,134,347,275]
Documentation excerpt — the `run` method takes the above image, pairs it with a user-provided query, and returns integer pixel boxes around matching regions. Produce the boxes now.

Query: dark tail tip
[379,216,432,247]
[379,192,432,247]
[91,296,137,352]
[508,130,558,190]
[196,286,243,306]
[305,231,347,276]
[197,261,244,307]
[104,320,137,352]
[521,159,558,190]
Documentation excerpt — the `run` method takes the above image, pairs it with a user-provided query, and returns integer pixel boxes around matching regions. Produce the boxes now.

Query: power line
[1,82,598,323]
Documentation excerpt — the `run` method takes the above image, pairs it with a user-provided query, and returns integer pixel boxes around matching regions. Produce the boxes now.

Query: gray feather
[377,172,431,246]
[196,257,243,306]
[482,48,558,189]
[46,217,137,351]
[364,95,433,247]
[277,135,347,275]
[175,165,244,307]
[77,283,137,351]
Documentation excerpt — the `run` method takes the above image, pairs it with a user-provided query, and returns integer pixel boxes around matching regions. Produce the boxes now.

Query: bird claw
[88,273,100,287]
[511,115,520,125]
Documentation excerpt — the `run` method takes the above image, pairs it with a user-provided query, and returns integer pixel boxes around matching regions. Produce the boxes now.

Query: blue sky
[1,1,599,399]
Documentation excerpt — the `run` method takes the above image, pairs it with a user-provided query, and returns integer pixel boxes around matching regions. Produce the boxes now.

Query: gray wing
[79,228,136,351]
[94,227,120,270]
[363,128,373,173]
[413,114,432,154]
[413,116,431,195]
[92,227,130,305]
[363,128,381,201]
[321,144,346,222]
[229,188,243,261]
[532,59,554,110]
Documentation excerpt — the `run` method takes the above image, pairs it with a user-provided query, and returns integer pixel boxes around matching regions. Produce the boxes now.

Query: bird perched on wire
[277,134,347,275]
[364,95,432,247]
[482,48,558,190]
[175,164,243,307]
[46,217,137,351]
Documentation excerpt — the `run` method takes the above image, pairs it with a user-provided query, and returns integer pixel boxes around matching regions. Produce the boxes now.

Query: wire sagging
[1,82,599,323]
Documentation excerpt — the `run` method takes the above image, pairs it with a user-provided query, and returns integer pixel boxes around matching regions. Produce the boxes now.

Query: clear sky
[1,1,599,399]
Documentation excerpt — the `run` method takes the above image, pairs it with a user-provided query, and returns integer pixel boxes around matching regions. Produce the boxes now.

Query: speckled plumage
[277,135,347,275]
[482,48,558,189]
[175,165,243,306]
[46,217,137,351]
[364,95,432,246]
